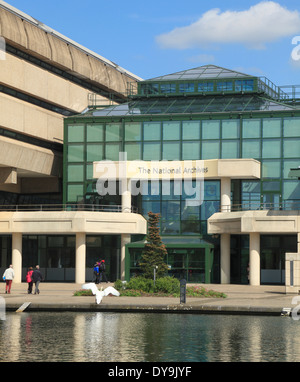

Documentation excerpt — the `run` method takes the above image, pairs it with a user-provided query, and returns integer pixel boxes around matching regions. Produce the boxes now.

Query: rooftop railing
[0,204,138,213]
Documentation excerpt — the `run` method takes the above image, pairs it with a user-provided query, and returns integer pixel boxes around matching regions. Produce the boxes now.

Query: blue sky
[5,0,300,86]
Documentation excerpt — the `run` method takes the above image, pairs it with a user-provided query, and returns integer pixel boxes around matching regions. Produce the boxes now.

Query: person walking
[26,267,34,294]
[2,265,14,294]
[99,260,108,283]
[32,265,43,294]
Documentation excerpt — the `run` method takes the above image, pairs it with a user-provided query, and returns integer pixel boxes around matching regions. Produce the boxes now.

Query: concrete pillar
[249,233,260,286]
[122,190,132,213]
[12,233,22,283]
[75,233,86,284]
[120,234,131,280]
[221,177,231,212]
[220,233,230,284]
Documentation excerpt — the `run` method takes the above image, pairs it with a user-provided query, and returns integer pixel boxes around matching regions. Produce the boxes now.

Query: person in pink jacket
[26,267,34,294]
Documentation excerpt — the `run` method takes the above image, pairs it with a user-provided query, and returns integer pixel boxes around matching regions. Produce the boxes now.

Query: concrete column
[120,234,131,280]
[249,233,260,286]
[122,189,132,213]
[220,233,230,284]
[12,233,22,283]
[75,233,86,284]
[220,177,231,212]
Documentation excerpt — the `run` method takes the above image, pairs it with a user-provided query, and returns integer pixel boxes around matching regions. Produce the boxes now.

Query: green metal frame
[125,241,214,283]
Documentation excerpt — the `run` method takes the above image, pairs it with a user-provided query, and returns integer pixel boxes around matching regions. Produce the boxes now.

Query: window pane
[262,160,281,178]
[182,121,200,140]
[222,120,239,139]
[105,143,121,160]
[182,141,200,160]
[202,120,220,139]
[87,124,103,142]
[68,165,84,182]
[67,184,83,202]
[283,139,300,158]
[283,160,300,178]
[204,181,220,200]
[242,140,260,158]
[222,140,239,158]
[68,124,84,142]
[262,139,281,158]
[179,83,194,93]
[283,117,300,137]
[163,121,180,140]
[143,142,161,160]
[202,141,219,159]
[144,122,161,141]
[124,142,141,160]
[283,181,300,200]
[125,122,141,141]
[242,119,260,138]
[68,145,84,162]
[105,123,121,141]
[262,118,281,137]
[86,144,103,162]
[162,142,180,160]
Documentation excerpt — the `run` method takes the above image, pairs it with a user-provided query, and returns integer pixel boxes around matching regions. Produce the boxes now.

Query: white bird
[82,283,120,304]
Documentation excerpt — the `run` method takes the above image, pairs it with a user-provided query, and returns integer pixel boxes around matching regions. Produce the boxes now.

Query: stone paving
[1,281,298,315]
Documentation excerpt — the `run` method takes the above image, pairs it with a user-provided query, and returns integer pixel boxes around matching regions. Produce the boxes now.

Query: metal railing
[0,204,138,213]
[222,201,300,212]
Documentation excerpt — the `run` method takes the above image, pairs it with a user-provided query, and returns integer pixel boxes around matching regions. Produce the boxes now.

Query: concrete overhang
[0,210,147,235]
[208,210,300,235]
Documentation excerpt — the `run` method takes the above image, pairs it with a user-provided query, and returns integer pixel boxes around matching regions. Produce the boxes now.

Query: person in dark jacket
[99,260,108,283]
[32,265,43,294]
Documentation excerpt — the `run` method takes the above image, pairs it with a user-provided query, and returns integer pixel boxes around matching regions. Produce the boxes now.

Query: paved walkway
[1,282,298,315]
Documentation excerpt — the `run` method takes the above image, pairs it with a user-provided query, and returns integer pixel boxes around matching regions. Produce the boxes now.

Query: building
[0,1,145,283]
[64,65,300,287]
[1,0,300,287]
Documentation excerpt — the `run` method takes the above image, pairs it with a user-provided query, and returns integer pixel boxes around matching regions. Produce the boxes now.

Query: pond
[0,312,299,362]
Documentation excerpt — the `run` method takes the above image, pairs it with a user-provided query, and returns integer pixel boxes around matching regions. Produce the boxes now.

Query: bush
[114,276,180,295]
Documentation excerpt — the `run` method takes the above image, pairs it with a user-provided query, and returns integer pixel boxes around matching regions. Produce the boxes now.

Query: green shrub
[154,276,180,294]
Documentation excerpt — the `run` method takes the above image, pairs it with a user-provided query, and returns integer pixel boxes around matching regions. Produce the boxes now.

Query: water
[0,312,299,362]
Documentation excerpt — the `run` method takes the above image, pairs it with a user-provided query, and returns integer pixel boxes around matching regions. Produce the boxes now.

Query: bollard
[180,279,186,304]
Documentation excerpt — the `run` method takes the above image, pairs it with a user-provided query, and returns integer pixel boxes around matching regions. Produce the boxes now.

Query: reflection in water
[0,312,300,362]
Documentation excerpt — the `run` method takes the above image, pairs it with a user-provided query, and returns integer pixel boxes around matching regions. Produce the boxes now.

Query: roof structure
[84,94,296,117]
[146,65,253,82]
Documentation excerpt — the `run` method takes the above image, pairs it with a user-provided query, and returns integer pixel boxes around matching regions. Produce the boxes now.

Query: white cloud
[156,2,300,50]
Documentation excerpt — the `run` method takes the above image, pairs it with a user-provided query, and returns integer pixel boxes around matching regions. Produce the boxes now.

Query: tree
[140,212,169,279]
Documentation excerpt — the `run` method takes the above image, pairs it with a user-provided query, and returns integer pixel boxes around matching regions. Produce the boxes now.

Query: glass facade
[63,65,300,284]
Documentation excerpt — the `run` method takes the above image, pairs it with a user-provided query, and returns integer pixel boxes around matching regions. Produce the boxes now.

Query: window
[262,118,281,138]
[179,83,194,93]
[217,81,233,92]
[283,117,300,137]
[160,83,176,93]
[235,79,254,92]
[242,140,260,158]
[222,120,239,139]
[162,121,180,140]
[198,82,214,92]
[202,120,220,139]
[105,123,121,141]
[86,124,103,142]
[182,121,200,140]
[202,141,220,159]
[67,124,84,143]
[242,119,260,138]
[262,139,281,158]
[125,122,141,141]
[144,122,161,141]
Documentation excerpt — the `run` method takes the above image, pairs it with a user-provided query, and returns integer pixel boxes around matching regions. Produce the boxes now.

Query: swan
[82,283,120,304]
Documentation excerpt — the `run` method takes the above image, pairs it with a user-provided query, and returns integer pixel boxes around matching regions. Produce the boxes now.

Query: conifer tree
[140,212,169,279]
